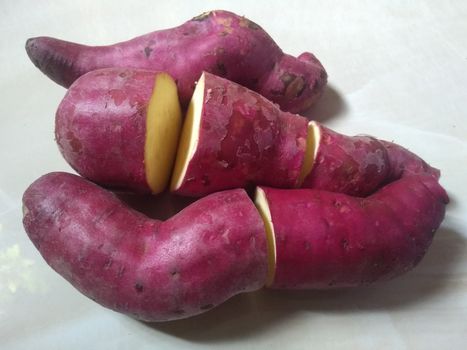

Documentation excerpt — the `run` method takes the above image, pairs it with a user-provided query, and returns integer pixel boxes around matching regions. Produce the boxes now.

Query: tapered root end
[25,36,82,87]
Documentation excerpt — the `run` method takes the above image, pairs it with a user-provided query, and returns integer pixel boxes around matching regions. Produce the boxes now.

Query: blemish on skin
[304,241,311,250]
[332,199,342,208]
[218,160,229,168]
[239,17,260,30]
[108,89,127,106]
[217,62,227,76]
[171,271,180,279]
[117,266,126,278]
[173,309,185,315]
[134,283,144,293]
[339,205,350,213]
[144,47,153,58]
[200,304,214,310]
[66,131,82,153]
[280,73,296,85]
[192,11,212,21]
[285,76,306,99]
[205,88,213,103]
[103,258,113,269]
[341,239,349,250]
[201,175,211,186]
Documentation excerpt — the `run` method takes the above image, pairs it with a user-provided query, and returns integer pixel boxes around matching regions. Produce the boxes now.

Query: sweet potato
[171,72,439,197]
[171,72,308,195]
[25,10,327,113]
[299,122,440,196]
[255,175,448,288]
[55,68,182,194]
[22,172,268,321]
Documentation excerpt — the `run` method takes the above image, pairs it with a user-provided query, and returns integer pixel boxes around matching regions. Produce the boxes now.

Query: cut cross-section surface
[254,187,276,287]
[145,73,182,193]
[170,73,204,191]
[297,121,321,186]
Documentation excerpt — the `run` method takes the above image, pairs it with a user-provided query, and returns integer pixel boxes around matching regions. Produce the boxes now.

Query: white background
[1,1,466,349]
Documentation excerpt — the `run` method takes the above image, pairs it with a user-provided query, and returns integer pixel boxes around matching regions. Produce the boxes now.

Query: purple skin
[302,123,441,197]
[22,172,268,322]
[173,76,439,198]
[380,140,440,180]
[174,72,308,197]
[261,175,448,289]
[25,10,327,113]
[55,68,156,193]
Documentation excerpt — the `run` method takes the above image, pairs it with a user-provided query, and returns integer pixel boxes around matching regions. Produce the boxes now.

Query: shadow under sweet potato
[116,191,197,221]
[144,227,464,342]
[302,84,348,122]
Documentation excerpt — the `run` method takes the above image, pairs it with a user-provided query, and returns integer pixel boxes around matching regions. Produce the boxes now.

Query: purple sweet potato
[55,68,182,194]
[25,10,327,113]
[300,122,440,196]
[171,72,308,197]
[22,172,268,321]
[256,175,448,289]
[171,72,440,198]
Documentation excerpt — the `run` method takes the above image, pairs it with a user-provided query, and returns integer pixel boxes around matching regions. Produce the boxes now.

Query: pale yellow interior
[170,73,205,191]
[297,121,321,187]
[145,73,182,194]
[254,187,277,287]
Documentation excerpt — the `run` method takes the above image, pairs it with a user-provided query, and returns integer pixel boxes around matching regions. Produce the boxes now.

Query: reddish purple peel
[302,122,442,197]
[303,124,391,196]
[55,68,155,193]
[172,72,308,197]
[25,10,327,113]
[26,37,87,87]
[261,175,448,289]
[380,140,440,180]
[22,172,268,321]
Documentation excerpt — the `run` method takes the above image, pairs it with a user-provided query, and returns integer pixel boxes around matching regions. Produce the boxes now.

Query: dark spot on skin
[66,131,82,153]
[134,283,144,293]
[333,200,342,208]
[201,175,211,186]
[97,243,104,250]
[192,11,212,21]
[251,77,259,87]
[341,239,349,250]
[173,309,185,315]
[200,304,214,310]
[217,62,227,76]
[170,270,179,279]
[285,76,306,99]
[328,280,336,287]
[117,266,126,278]
[119,72,127,78]
[144,46,153,58]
